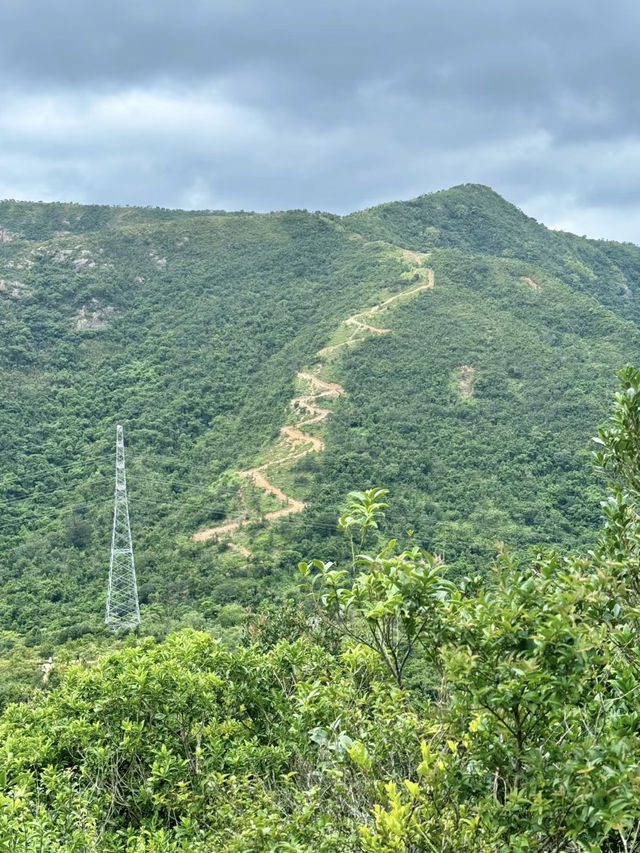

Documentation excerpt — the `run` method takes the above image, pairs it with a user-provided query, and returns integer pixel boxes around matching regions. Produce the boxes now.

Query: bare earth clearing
[458,364,475,397]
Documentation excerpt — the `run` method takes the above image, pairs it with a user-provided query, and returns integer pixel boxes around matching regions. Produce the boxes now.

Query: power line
[0,414,436,484]
[0,487,347,536]
[0,446,223,484]
[0,478,111,509]
[0,460,315,509]
[0,463,425,538]
[0,472,210,511]
[0,448,112,479]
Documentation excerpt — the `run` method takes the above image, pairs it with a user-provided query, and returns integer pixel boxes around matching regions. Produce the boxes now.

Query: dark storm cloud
[1,0,639,240]
[3,1,637,121]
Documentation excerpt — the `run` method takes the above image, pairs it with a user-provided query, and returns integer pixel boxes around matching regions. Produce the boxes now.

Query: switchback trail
[193,258,434,547]
[193,370,344,542]
[319,266,433,356]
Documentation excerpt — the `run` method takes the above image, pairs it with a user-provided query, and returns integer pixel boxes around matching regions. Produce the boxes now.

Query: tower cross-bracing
[105,425,140,631]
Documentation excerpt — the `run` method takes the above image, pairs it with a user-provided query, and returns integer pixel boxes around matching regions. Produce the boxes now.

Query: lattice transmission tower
[105,425,140,631]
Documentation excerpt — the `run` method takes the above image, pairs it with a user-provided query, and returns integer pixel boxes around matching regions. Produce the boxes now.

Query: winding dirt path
[193,371,344,543]
[193,261,434,547]
[319,268,434,356]
[227,542,251,557]
[346,316,390,334]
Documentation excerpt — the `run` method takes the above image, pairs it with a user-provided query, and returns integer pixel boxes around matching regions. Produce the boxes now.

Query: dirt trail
[380,267,434,305]
[320,268,434,356]
[240,468,307,510]
[402,249,428,266]
[293,399,332,425]
[193,260,434,547]
[346,317,390,334]
[193,370,344,543]
[296,372,345,394]
[520,275,540,291]
[281,424,324,451]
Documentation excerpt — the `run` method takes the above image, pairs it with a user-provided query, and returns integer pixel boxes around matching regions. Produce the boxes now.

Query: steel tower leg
[105,425,140,631]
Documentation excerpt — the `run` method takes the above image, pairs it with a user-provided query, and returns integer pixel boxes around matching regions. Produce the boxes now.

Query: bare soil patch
[346,317,390,334]
[402,249,427,266]
[458,365,475,397]
[0,278,30,298]
[73,300,116,330]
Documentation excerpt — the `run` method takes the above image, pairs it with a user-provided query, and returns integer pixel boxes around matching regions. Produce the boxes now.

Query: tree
[300,488,452,689]
[353,371,640,852]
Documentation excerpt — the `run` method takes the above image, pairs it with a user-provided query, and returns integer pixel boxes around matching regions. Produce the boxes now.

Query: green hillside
[4,187,640,850]
[345,184,640,323]
[313,248,640,568]
[1,185,640,700]
[4,381,640,849]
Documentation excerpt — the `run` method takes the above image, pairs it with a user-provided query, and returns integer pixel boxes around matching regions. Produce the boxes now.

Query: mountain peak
[343,183,542,255]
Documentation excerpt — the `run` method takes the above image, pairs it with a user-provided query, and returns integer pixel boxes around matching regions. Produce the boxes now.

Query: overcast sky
[1,0,639,242]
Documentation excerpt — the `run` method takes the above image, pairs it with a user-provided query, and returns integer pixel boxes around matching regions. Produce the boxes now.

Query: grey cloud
[3,1,639,111]
[0,0,639,241]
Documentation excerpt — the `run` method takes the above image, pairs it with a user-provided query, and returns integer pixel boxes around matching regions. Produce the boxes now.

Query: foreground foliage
[4,370,640,849]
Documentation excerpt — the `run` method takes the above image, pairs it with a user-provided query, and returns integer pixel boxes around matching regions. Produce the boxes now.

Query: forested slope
[0,206,406,645]
[4,374,640,850]
[311,248,640,570]
[2,185,640,703]
[344,183,640,323]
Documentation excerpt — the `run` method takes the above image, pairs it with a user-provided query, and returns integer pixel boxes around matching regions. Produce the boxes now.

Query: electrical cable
[0,459,423,537]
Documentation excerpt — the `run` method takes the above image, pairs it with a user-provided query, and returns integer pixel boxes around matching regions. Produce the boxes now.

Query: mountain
[1,184,640,700]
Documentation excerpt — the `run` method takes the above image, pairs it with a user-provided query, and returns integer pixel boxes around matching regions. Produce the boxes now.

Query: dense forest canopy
[1,183,640,706]
[3,369,640,850]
